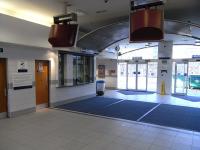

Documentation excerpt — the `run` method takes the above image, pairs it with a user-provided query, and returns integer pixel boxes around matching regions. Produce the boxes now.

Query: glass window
[58,52,94,87]
[173,45,200,59]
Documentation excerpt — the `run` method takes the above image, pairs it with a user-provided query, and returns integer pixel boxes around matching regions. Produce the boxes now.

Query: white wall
[96,58,117,89]
[0,13,96,115]
[0,44,95,114]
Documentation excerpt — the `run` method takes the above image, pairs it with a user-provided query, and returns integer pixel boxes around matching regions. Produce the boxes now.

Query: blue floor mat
[172,95,200,102]
[141,104,200,132]
[96,100,158,121]
[56,97,158,121]
[117,90,155,95]
[56,97,122,113]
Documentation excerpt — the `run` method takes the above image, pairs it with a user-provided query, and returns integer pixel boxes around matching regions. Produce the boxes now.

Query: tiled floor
[104,90,200,108]
[0,108,200,150]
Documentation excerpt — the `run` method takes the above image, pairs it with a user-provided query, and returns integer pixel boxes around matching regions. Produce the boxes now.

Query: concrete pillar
[157,41,173,95]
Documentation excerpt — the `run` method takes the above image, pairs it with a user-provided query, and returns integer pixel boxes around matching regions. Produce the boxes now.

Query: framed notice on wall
[98,65,105,78]
[12,73,33,90]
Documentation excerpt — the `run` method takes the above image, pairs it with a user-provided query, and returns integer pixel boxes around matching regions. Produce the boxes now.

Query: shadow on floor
[117,90,155,95]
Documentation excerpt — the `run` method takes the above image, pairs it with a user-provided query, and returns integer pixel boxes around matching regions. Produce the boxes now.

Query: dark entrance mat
[56,97,122,113]
[56,97,158,121]
[140,104,200,132]
[95,100,158,121]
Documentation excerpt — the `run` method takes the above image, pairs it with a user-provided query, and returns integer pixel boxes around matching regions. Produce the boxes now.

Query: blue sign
[192,55,200,58]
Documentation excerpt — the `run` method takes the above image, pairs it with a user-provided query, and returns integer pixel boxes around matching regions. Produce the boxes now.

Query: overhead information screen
[130,0,164,42]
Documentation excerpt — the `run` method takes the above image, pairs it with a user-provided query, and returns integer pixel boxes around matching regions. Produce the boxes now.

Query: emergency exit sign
[0,48,3,53]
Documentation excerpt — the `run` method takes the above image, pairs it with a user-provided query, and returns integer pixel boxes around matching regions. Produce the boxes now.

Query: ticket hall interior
[0,0,200,150]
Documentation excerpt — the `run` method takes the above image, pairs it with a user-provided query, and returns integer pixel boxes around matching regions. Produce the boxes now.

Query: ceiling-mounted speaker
[130,9,164,42]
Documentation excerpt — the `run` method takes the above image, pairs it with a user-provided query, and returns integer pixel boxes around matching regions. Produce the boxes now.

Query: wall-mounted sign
[132,57,142,61]
[0,48,3,53]
[192,55,200,59]
[17,60,28,72]
[109,70,116,76]
[98,65,105,78]
[12,73,32,90]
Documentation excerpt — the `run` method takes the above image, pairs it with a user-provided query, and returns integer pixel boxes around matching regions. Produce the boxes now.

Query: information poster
[98,65,105,78]
[12,73,33,90]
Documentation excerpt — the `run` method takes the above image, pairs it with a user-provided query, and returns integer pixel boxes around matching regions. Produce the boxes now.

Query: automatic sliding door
[147,62,157,92]
[119,62,150,91]
[137,63,147,91]
[188,62,200,97]
[128,64,136,90]
[117,63,127,89]
[174,63,188,95]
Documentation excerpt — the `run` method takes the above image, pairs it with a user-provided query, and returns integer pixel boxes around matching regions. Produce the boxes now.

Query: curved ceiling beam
[77,19,200,52]
[103,32,200,53]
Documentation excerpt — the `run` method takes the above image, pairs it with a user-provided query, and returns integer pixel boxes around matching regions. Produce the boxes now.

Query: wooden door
[35,60,49,106]
[0,59,7,113]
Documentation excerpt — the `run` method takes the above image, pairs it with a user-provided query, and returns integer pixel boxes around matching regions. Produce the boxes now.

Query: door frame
[35,60,50,108]
[0,58,8,118]
[187,60,200,96]
[127,61,148,91]
[173,60,189,95]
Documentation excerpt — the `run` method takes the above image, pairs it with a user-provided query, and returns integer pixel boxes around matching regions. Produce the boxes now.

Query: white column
[157,41,173,95]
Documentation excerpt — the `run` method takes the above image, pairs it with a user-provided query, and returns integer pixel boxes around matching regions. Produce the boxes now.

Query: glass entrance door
[137,63,147,91]
[128,63,147,91]
[128,64,137,90]
[118,61,153,91]
[117,63,127,89]
[174,62,188,95]
[188,62,200,97]
[147,62,158,92]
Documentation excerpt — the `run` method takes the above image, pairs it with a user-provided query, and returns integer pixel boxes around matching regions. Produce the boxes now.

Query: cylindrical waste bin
[96,80,105,96]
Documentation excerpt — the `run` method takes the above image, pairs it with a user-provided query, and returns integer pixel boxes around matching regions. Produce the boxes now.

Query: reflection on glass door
[174,63,188,95]
[117,63,127,89]
[137,64,147,91]
[128,64,137,90]
[147,62,157,92]
[188,62,200,97]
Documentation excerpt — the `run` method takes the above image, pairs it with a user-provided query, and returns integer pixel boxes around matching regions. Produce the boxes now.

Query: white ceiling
[1,0,199,29]
[0,0,200,47]
[0,0,130,30]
